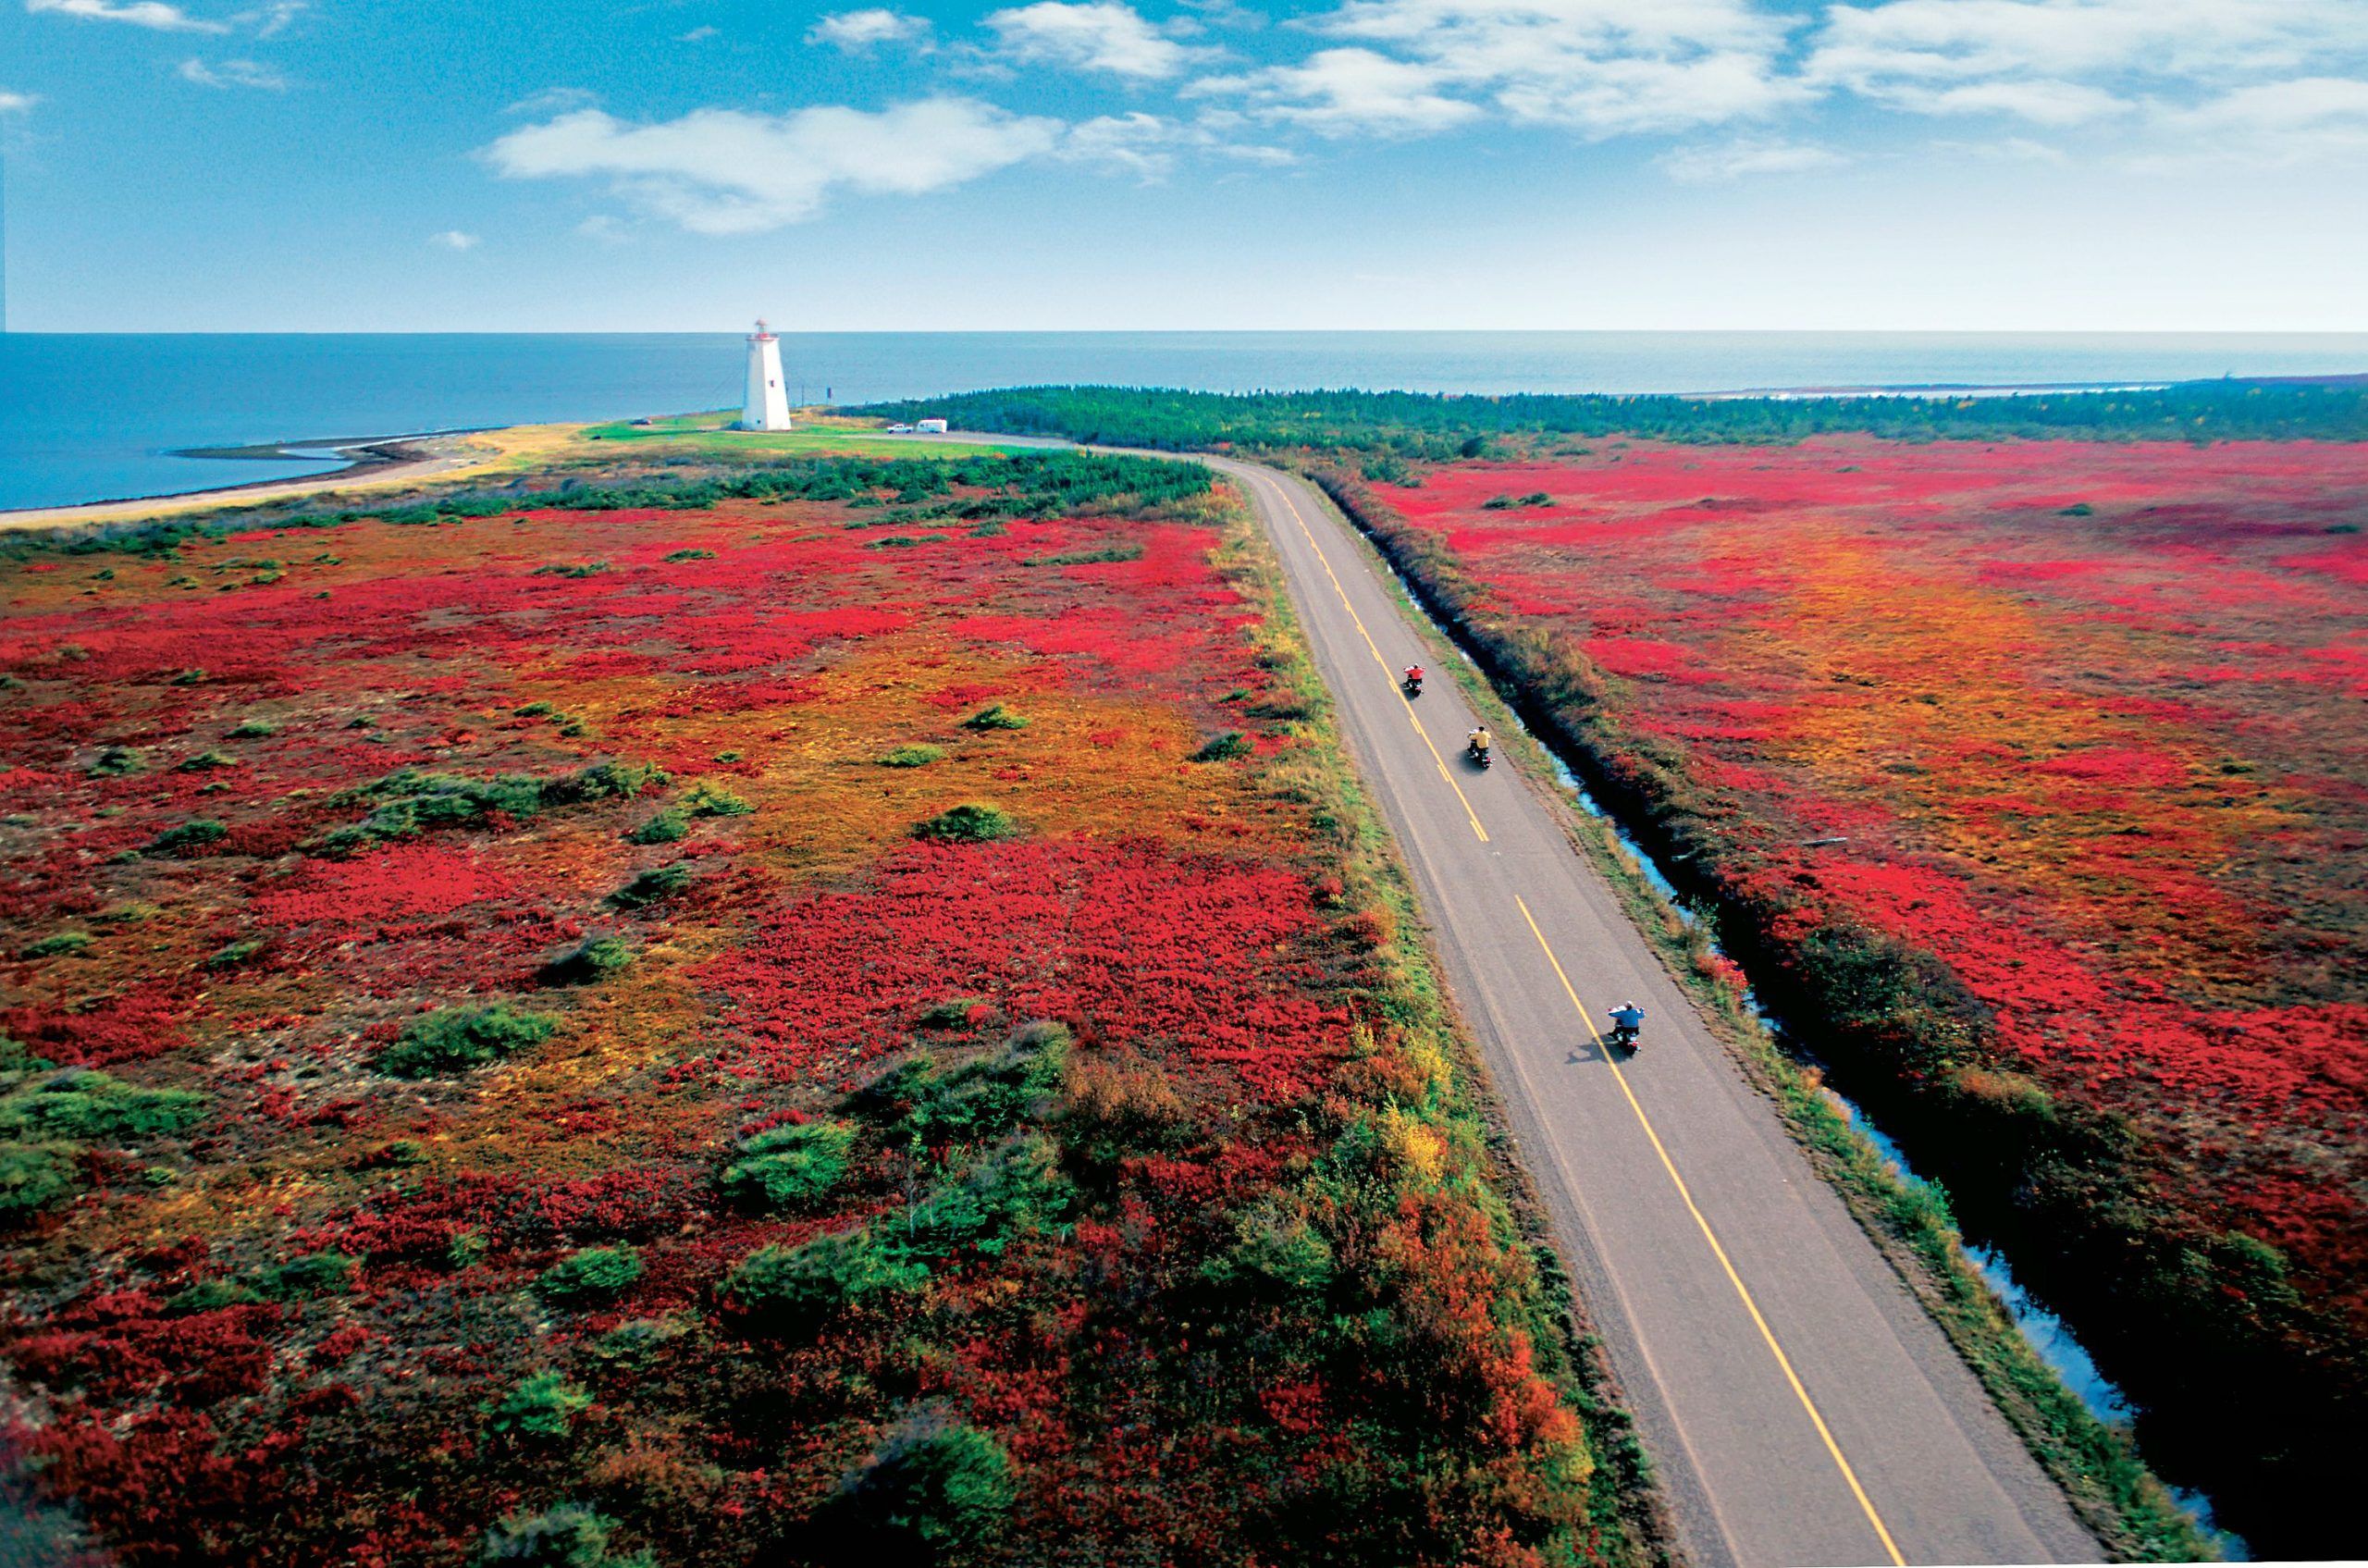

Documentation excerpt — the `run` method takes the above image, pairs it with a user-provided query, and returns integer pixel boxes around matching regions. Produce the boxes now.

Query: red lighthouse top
[751,317,775,341]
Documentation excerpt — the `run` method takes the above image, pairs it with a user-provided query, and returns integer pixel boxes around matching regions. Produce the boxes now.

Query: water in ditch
[1378,575,2250,1558]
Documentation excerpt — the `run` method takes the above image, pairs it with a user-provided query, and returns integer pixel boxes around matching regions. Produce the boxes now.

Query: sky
[3,0,2365,331]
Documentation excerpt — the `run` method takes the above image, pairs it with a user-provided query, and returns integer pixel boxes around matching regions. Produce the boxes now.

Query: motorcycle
[1607,1021,1640,1052]
[1402,672,1424,698]
[1468,740,1492,770]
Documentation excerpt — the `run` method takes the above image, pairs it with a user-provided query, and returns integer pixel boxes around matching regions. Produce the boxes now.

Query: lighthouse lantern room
[739,319,793,432]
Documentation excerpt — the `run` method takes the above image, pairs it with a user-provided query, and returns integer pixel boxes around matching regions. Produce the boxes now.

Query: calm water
[4,330,2365,512]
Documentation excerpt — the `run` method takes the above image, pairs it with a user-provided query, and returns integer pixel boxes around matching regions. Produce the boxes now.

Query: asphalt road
[1210,456,2099,1568]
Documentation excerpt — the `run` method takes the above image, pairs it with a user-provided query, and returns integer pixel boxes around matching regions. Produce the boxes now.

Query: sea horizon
[6,328,2367,512]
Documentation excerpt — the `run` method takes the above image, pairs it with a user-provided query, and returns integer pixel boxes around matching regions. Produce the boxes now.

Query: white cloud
[506,86,598,117]
[483,97,1063,235]
[428,230,480,250]
[1878,77,2127,124]
[1196,0,1807,138]
[808,8,932,52]
[28,0,228,31]
[985,2,1210,80]
[1059,110,1296,177]
[679,25,717,43]
[239,0,301,36]
[0,89,35,113]
[179,56,288,89]
[1659,135,1846,181]
[2159,75,2368,162]
[1188,47,1484,136]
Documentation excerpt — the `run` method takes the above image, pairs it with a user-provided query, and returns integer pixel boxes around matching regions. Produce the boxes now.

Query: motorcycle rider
[1467,725,1492,759]
[1607,1000,1645,1048]
[1403,663,1424,694]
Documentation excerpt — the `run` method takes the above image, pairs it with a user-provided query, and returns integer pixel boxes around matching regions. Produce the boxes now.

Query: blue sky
[5,0,2365,330]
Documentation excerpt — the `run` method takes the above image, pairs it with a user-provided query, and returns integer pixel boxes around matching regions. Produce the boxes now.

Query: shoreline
[0,426,582,534]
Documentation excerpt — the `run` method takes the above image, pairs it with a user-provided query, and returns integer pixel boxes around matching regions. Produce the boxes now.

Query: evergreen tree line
[857,377,2368,453]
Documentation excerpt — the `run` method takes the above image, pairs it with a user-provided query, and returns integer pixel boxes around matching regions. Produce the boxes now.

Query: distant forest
[860,377,2368,455]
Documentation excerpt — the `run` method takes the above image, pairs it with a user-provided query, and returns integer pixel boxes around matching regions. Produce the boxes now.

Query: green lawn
[580,411,1026,460]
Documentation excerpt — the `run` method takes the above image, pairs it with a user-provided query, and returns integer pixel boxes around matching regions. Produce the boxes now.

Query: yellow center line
[1514,894,1908,1568]
[1259,475,1490,844]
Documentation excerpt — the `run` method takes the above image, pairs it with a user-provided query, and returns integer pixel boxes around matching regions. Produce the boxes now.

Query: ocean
[4,330,2365,512]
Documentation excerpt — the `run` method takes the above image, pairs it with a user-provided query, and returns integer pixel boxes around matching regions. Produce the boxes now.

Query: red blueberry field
[0,454,1636,1567]
[1332,434,2367,1507]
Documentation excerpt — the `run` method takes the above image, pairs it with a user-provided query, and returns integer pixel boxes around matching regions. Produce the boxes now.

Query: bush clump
[717,1120,856,1211]
[660,548,716,562]
[19,931,92,959]
[539,937,634,985]
[315,761,668,856]
[1190,732,1253,762]
[145,819,228,856]
[376,1004,558,1078]
[878,744,945,768]
[536,1246,645,1303]
[0,1068,206,1142]
[721,1228,927,1336]
[0,1144,78,1220]
[911,804,1017,844]
[230,717,278,738]
[204,936,267,969]
[480,1501,654,1567]
[830,1412,1018,1560]
[88,746,146,777]
[685,783,754,818]
[607,865,695,908]
[959,704,1027,732]
[260,1251,357,1300]
[484,1370,593,1440]
[624,809,687,845]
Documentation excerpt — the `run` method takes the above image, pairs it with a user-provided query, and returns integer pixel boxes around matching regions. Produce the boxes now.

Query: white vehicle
[916,418,950,434]
[885,423,915,434]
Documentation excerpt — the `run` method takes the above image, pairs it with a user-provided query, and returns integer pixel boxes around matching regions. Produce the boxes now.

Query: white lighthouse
[739,319,793,432]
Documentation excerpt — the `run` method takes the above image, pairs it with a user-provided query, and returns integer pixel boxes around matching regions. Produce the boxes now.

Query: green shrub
[532,561,610,578]
[316,761,668,855]
[515,701,555,718]
[19,931,92,959]
[685,783,754,818]
[878,744,945,768]
[1190,732,1252,762]
[960,704,1027,732]
[1027,540,1143,566]
[376,1004,558,1078]
[1205,1198,1334,1295]
[260,1252,357,1300]
[721,1229,927,1335]
[607,864,694,908]
[717,1120,855,1211]
[0,1143,77,1219]
[832,1412,1018,1558]
[900,1134,1068,1258]
[861,1023,1071,1148]
[146,819,227,856]
[485,1370,593,1439]
[230,717,278,738]
[916,997,988,1030]
[480,1501,653,1567]
[0,1068,206,1141]
[536,1246,645,1303]
[169,668,206,686]
[177,749,235,772]
[87,746,146,777]
[624,809,687,845]
[204,936,268,969]
[911,804,1017,843]
[581,1316,687,1371]
[661,548,716,563]
[165,1278,266,1315]
[539,937,634,985]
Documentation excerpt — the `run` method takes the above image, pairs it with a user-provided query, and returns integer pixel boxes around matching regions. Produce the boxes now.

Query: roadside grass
[1210,479,1677,1568]
[1289,471,2214,1563]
